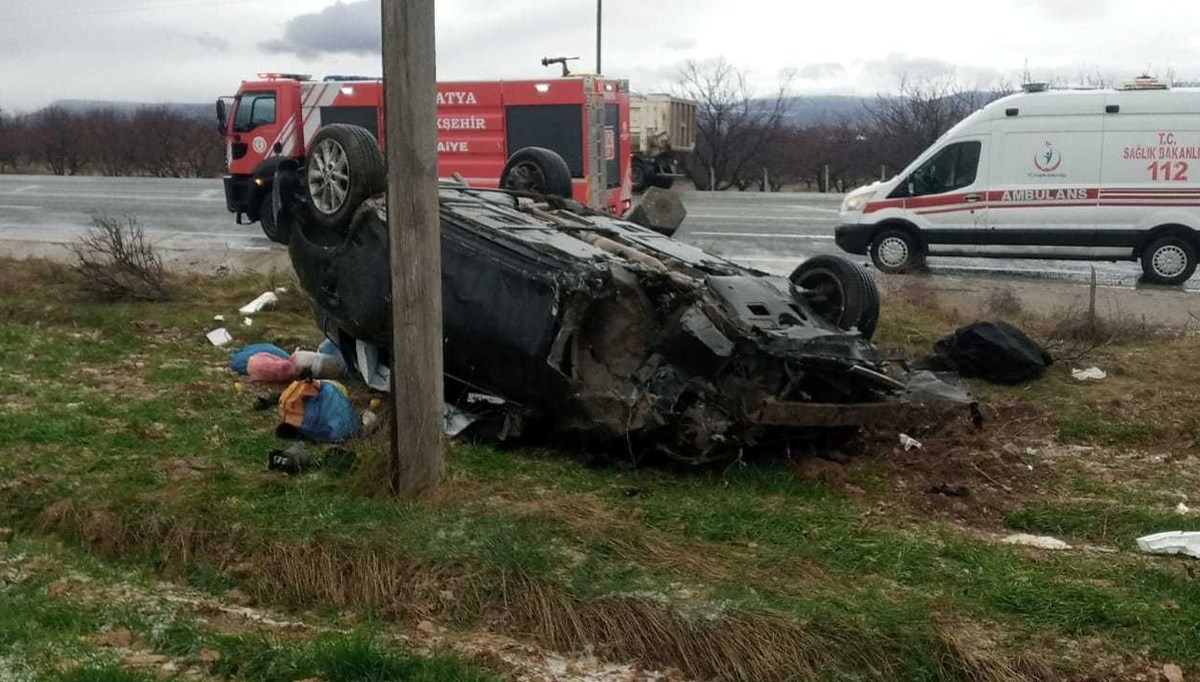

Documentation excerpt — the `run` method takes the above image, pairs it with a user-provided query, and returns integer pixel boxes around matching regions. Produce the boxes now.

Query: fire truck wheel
[789,254,880,339]
[500,147,574,199]
[258,195,288,244]
[304,124,385,231]
[631,157,650,192]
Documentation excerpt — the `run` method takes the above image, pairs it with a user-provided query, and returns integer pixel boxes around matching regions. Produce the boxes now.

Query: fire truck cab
[217,73,633,241]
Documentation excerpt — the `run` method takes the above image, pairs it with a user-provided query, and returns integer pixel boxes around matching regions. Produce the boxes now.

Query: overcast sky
[2,0,1200,111]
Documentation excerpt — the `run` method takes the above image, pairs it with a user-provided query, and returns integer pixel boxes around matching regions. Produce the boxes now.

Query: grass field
[2,259,1199,681]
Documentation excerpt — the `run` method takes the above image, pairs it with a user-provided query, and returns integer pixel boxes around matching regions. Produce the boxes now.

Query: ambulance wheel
[259,195,288,244]
[500,147,574,199]
[789,254,880,339]
[1141,235,1197,285]
[869,228,925,274]
[305,124,385,231]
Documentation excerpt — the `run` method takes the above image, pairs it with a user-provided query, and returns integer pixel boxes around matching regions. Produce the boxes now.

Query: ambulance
[836,78,1200,284]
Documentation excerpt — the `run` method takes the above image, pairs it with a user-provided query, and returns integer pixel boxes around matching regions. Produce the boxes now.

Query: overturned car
[273,132,975,463]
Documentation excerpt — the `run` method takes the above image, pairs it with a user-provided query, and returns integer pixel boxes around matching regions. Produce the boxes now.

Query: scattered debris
[1137,531,1200,559]
[1001,534,1072,550]
[229,343,290,374]
[277,379,357,443]
[360,409,381,436]
[1177,502,1191,515]
[213,314,225,322]
[238,291,279,315]
[242,317,253,327]
[1163,663,1185,682]
[1071,366,1107,381]
[928,483,969,497]
[206,327,233,347]
[292,349,346,379]
[247,353,296,384]
[900,433,923,451]
[927,320,1052,385]
[267,442,313,474]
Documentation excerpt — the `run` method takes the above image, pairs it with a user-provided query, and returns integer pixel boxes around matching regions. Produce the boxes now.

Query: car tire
[259,194,289,244]
[1141,234,1198,285]
[500,147,574,198]
[869,228,925,273]
[304,124,386,232]
[789,254,880,339]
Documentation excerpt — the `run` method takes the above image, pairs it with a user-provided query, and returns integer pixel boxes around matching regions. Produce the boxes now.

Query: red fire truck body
[220,73,633,227]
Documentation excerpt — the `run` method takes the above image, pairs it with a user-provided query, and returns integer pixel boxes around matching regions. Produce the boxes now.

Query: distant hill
[773,91,996,127]
[50,100,211,121]
[778,95,872,126]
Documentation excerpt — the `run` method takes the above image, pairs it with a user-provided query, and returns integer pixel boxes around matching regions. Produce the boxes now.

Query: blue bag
[230,343,289,374]
[299,382,359,443]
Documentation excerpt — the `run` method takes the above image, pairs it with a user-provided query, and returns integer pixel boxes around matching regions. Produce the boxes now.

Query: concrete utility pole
[381,0,444,496]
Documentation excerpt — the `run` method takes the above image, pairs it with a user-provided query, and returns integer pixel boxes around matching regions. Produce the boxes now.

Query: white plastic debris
[273,287,288,295]
[1001,534,1072,550]
[360,410,380,436]
[899,433,923,451]
[355,340,391,391]
[213,314,225,322]
[238,291,279,315]
[1071,367,1107,381]
[1137,531,1200,559]
[206,327,233,347]
[242,317,253,327]
[1177,502,1191,515]
[293,350,347,379]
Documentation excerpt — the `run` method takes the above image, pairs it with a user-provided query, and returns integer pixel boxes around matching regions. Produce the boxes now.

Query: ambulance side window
[896,141,981,197]
[233,92,276,132]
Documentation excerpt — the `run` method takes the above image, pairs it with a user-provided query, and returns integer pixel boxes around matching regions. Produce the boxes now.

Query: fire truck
[217,72,632,242]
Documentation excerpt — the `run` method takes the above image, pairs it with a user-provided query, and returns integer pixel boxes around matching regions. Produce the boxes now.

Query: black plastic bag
[932,321,1052,385]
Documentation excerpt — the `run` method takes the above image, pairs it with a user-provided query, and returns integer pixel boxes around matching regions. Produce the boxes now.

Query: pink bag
[247,352,296,383]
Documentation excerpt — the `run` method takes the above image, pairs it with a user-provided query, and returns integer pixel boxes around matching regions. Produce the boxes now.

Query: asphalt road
[0,174,1182,289]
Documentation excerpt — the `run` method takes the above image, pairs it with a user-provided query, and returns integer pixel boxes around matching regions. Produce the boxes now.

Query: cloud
[260,1,380,58]
[165,30,229,51]
[797,62,847,80]
[663,38,697,51]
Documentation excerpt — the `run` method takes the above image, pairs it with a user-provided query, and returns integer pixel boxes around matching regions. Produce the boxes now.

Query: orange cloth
[278,379,321,428]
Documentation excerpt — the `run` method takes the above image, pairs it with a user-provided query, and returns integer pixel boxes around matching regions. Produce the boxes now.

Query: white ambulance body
[836,80,1200,284]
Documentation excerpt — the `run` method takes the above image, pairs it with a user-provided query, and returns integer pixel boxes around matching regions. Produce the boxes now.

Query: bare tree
[0,105,17,173]
[677,58,793,191]
[31,106,89,175]
[862,75,1000,174]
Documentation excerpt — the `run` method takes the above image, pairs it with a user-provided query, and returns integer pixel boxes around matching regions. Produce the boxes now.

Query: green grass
[1058,412,1165,446]
[0,536,499,681]
[4,259,1200,680]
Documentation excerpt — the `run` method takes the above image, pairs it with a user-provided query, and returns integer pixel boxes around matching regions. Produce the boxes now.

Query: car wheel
[259,194,289,244]
[500,147,574,198]
[789,254,880,339]
[869,228,924,273]
[1141,234,1198,285]
[305,124,385,231]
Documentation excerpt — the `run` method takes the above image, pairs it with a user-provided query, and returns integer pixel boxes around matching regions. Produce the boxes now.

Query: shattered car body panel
[286,183,975,462]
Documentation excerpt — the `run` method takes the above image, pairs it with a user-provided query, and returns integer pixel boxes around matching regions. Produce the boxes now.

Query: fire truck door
[230,89,280,169]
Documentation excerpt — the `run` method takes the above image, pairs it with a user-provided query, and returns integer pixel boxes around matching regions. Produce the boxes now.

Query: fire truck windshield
[233,91,276,132]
